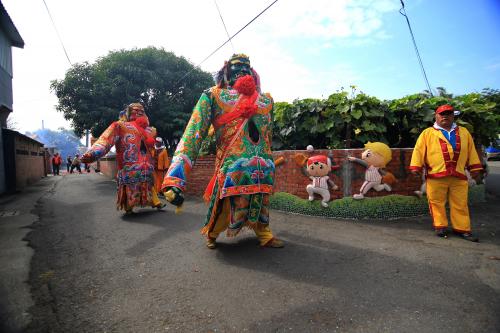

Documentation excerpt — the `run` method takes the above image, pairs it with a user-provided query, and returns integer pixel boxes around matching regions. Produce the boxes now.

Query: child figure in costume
[348,141,392,199]
[306,155,339,207]
[81,103,164,214]
[152,137,170,195]
[163,54,283,249]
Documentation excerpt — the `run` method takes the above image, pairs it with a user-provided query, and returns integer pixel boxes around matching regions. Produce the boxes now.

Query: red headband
[307,155,328,166]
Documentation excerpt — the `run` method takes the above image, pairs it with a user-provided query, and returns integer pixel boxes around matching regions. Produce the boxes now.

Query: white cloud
[252,0,397,40]
[4,0,394,133]
[485,62,500,71]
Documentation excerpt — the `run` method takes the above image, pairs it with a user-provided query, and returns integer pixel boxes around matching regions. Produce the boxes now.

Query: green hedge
[270,185,485,220]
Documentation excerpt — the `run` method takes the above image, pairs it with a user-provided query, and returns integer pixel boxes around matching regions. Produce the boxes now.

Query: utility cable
[42,0,72,66]
[213,0,235,52]
[171,0,279,96]
[399,0,433,96]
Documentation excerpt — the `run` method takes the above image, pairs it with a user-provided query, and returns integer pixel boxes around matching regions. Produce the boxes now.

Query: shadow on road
[214,232,500,332]
[122,210,200,257]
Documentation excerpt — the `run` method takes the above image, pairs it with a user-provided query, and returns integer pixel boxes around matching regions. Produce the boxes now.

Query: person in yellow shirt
[152,137,170,195]
[410,104,482,241]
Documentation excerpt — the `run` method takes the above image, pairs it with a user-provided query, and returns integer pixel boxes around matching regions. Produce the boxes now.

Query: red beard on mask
[134,116,149,128]
[132,116,155,147]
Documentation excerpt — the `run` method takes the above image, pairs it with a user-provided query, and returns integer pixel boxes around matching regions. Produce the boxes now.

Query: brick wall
[97,149,422,199]
[98,155,118,180]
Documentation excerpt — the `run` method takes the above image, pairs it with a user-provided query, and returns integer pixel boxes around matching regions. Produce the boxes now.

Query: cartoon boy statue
[305,155,339,207]
[348,142,392,199]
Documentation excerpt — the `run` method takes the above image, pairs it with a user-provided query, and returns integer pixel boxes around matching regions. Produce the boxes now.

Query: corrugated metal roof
[0,1,24,48]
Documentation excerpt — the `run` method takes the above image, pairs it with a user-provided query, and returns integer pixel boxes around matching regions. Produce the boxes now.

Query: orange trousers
[208,197,274,246]
[426,177,471,233]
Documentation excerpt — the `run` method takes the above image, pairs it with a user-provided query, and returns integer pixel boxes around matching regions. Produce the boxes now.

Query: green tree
[273,87,498,150]
[453,90,498,147]
[273,87,395,149]
[51,47,214,150]
[387,94,449,147]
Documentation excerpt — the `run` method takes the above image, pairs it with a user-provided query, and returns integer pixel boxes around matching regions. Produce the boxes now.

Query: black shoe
[436,229,448,238]
[458,232,479,242]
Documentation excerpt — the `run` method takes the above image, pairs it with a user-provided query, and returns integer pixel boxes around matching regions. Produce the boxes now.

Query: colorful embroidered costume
[410,105,482,234]
[163,54,282,248]
[82,103,163,212]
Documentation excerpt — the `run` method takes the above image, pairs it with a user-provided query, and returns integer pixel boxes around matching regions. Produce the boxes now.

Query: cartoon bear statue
[306,155,339,207]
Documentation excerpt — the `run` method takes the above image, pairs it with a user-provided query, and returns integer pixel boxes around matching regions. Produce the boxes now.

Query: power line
[213,0,235,52]
[171,0,279,94]
[399,0,433,96]
[42,0,72,66]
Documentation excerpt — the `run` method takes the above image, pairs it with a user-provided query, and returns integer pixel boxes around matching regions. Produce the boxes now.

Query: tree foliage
[273,87,500,149]
[51,47,214,149]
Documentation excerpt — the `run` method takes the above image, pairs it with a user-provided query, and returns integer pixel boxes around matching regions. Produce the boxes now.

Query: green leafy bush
[273,87,499,149]
[270,185,485,219]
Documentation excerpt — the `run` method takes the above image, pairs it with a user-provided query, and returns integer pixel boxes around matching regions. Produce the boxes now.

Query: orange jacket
[153,149,170,171]
[52,155,62,165]
[410,126,482,180]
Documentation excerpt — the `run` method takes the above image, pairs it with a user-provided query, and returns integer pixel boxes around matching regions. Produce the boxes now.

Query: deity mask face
[227,54,252,86]
[127,103,145,121]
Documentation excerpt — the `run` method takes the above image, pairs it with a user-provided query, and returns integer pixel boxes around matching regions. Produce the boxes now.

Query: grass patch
[270,185,485,220]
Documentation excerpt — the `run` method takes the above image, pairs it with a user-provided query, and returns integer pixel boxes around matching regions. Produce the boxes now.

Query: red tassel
[203,174,217,203]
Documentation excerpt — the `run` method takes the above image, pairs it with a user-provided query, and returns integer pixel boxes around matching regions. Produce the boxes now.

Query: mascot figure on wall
[305,155,339,207]
[348,141,394,200]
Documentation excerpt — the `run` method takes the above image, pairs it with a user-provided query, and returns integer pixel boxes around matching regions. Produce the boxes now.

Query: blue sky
[3,0,500,132]
[278,0,500,99]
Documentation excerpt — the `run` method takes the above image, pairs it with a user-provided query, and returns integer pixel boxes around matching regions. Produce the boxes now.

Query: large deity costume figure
[82,103,164,213]
[163,54,284,249]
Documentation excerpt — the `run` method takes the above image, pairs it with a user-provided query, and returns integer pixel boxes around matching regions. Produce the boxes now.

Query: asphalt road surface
[24,172,500,333]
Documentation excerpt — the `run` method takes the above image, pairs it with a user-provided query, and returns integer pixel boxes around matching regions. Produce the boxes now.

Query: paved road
[486,161,500,197]
[3,170,500,333]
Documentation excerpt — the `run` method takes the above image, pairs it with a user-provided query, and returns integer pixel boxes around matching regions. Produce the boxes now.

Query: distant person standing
[51,153,62,175]
[410,104,483,241]
[66,155,72,172]
[70,154,82,174]
[152,137,169,196]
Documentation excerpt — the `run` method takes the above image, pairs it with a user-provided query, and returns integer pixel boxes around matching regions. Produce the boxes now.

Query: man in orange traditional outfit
[152,137,170,196]
[81,103,164,214]
[410,104,482,241]
[162,54,284,249]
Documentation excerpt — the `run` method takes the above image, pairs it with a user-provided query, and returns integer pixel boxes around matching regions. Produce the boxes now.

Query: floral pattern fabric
[85,121,157,210]
[163,85,275,232]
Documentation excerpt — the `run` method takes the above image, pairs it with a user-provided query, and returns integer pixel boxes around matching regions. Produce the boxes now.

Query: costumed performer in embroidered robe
[410,104,482,241]
[81,103,164,214]
[162,54,284,249]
